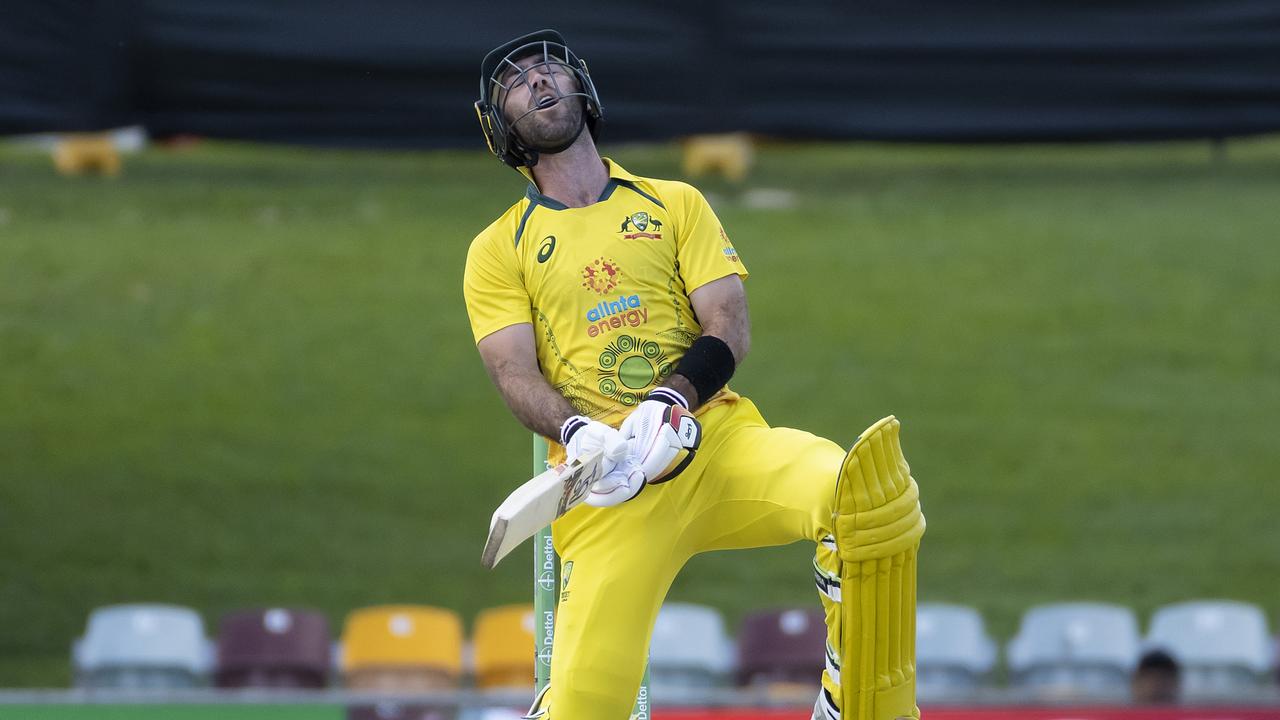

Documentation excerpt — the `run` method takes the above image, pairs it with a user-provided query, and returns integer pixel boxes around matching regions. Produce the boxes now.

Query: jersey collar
[524,157,642,210]
[603,157,642,183]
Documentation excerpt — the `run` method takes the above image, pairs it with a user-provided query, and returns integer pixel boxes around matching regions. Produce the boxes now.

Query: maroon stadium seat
[737,607,827,689]
[214,608,332,688]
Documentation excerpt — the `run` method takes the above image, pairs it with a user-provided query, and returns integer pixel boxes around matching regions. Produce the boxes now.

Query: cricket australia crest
[619,210,664,239]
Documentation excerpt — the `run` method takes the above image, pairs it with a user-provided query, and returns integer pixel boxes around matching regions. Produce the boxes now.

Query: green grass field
[2,137,1278,687]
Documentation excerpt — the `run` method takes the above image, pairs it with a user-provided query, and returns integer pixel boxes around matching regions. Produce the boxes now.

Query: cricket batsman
[463,29,925,720]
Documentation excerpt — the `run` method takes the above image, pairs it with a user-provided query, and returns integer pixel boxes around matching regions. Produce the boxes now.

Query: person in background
[1131,649,1181,704]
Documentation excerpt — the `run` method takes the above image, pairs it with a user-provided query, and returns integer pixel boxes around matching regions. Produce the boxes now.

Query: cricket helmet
[475,29,604,168]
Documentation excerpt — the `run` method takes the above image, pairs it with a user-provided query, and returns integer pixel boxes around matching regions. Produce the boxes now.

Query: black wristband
[673,335,736,406]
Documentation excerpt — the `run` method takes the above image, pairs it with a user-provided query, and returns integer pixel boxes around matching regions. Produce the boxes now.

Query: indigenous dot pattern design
[597,334,672,406]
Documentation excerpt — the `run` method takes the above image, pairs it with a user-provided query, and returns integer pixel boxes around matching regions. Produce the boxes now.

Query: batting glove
[584,454,647,508]
[560,415,628,475]
[618,389,703,485]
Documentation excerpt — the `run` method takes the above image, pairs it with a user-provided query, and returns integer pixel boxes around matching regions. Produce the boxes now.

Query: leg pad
[834,416,925,720]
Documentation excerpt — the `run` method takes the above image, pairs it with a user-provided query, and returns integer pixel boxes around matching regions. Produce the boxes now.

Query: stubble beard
[510,98,585,152]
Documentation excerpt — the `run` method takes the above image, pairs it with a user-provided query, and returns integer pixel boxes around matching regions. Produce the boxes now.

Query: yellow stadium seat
[681,132,754,183]
[340,605,462,690]
[52,133,122,177]
[472,604,536,689]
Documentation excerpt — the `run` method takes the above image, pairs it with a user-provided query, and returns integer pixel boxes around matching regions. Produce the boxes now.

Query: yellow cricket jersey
[464,158,747,428]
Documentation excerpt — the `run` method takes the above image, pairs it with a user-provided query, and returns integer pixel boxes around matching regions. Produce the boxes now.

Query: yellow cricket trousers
[544,396,850,718]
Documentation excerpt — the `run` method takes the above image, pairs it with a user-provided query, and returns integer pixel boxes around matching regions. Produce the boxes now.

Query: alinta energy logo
[619,211,663,239]
[585,294,648,338]
[583,257,649,338]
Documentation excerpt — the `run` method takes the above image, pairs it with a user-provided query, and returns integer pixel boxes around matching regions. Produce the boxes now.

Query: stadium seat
[72,604,211,689]
[471,604,536,689]
[52,133,122,177]
[214,607,332,688]
[1007,602,1140,699]
[737,607,826,698]
[915,603,997,700]
[681,133,754,183]
[345,703,457,720]
[1145,600,1274,698]
[340,605,463,690]
[345,704,456,720]
[649,602,735,693]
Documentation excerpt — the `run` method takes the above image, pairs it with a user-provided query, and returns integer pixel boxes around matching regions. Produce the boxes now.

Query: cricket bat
[481,449,605,569]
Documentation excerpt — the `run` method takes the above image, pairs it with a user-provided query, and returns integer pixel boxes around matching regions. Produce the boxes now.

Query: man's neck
[529,134,609,208]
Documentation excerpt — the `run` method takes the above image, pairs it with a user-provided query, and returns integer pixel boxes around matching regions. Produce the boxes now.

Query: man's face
[494,50,585,151]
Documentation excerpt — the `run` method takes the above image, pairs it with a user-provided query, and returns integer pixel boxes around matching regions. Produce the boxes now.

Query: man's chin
[518,125,583,153]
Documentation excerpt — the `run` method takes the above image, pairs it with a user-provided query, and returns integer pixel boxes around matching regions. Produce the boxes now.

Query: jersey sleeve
[463,223,531,344]
[670,182,748,293]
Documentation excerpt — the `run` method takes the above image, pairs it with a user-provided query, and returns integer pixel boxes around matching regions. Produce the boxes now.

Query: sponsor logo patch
[536,235,556,263]
[585,295,649,337]
[620,210,664,240]
[560,560,574,601]
[719,226,740,262]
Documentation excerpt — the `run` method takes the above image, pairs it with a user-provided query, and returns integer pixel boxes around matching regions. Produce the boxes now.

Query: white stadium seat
[648,602,735,694]
[916,603,997,699]
[73,603,212,689]
[1145,599,1274,698]
[1006,602,1140,699]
